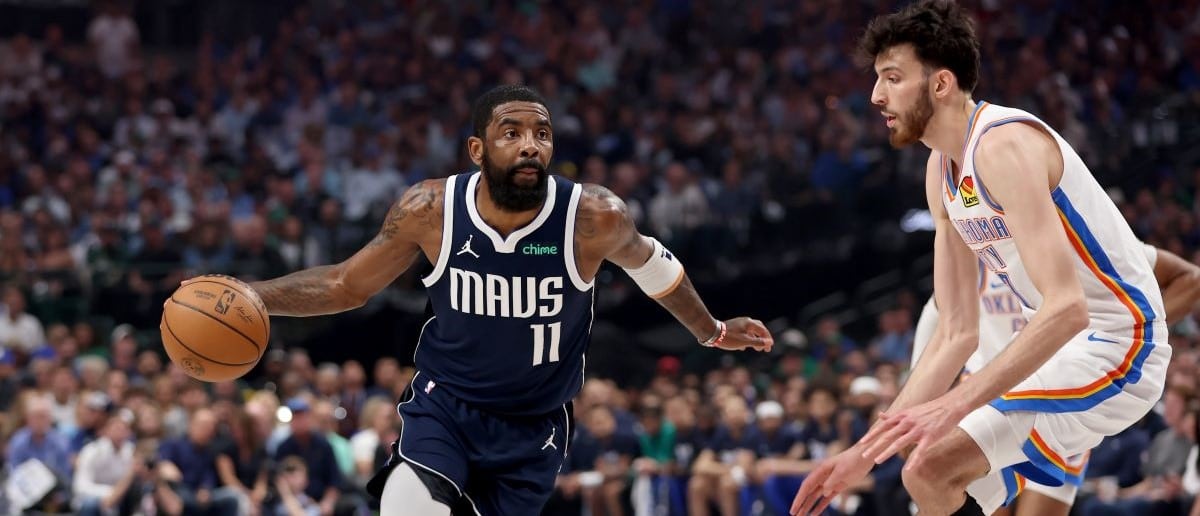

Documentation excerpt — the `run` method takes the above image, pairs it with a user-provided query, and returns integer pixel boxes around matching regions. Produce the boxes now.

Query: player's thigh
[394,383,472,492]
[467,409,571,515]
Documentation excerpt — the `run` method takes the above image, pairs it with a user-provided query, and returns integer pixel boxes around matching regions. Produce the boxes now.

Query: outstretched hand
[790,446,875,515]
[857,396,968,471]
[715,317,773,352]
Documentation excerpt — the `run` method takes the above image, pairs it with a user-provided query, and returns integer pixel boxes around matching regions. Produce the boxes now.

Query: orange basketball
[160,274,270,382]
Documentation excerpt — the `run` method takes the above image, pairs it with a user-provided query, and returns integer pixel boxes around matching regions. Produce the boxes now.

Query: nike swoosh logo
[1087,332,1119,344]
[989,282,1005,289]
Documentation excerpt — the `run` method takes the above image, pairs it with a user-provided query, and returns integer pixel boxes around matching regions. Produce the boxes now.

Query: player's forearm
[250,265,365,317]
[952,298,1088,411]
[892,329,975,411]
[653,272,720,341]
[1160,274,1200,324]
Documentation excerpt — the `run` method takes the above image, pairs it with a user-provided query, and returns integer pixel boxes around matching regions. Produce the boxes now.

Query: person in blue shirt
[689,396,762,516]
[274,397,358,516]
[6,395,72,479]
[796,384,844,461]
[6,394,72,511]
[559,405,641,516]
[156,408,239,516]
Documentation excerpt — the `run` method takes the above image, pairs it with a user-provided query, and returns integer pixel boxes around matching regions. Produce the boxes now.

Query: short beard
[889,81,934,148]
[481,151,548,212]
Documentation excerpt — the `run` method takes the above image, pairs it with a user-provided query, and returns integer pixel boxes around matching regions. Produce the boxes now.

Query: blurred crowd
[0,0,1198,514]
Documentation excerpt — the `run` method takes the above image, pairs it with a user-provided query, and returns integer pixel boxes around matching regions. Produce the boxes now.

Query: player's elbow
[330,263,371,310]
[1052,295,1090,335]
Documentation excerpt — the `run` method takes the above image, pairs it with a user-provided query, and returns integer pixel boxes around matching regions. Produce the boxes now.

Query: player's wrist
[699,319,726,347]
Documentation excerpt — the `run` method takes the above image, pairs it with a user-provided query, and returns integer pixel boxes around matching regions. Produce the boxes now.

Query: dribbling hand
[716,317,773,352]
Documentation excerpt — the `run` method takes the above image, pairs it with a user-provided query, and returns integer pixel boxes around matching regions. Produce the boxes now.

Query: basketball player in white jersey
[911,244,1200,515]
[792,1,1173,514]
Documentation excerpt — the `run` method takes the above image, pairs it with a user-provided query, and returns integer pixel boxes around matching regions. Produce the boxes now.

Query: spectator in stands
[230,214,287,282]
[648,162,710,255]
[87,0,139,80]
[6,394,72,511]
[311,398,354,478]
[349,397,395,485]
[47,366,78,432]
[342,148,406,222]
[367,357,399,399]
[325,360,360,431]
[809,316,858,363]
[631,400,674,514]
[560,404,640,516]
[273,455,323,516]
[274,397,345,516]
[73,410,138,515]
[215,409,268,516]
[1081,383,1196,515]
[69,391,113,457]
[0,285,45,355]
[689,396,760,516]
[869,308,914,365]
[797,384,845,462]
[314,362,340,403]
[156,407,240,516]
[7,394,72,479]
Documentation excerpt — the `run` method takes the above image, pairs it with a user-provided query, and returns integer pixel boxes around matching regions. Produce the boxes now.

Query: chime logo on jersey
[960,176,980,207]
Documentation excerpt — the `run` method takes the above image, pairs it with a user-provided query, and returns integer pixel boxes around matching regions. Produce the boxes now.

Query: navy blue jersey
[756,423,801,458]
[416,172,594,416]
[705,425,763,464]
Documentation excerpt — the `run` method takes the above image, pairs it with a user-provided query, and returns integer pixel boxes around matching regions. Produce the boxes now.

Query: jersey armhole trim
[564,184,595,291]
[971,116,1062,215]
[421,175,458,287]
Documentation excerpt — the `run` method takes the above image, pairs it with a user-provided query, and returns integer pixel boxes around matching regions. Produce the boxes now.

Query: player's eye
[538,129,549,139]
[887,76,899,84]
[504,129,517,138]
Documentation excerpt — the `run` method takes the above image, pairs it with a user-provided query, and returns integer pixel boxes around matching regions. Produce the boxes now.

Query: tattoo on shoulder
[369,180,443,247]
[577,183,630,241]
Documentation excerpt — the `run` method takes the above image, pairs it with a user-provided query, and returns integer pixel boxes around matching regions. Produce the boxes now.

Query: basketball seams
[167,296,263,356]
[184,278,271,344]
[162,314,257,366]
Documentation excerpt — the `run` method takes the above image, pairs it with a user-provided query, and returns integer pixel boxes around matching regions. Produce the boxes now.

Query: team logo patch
[960,176,980,207]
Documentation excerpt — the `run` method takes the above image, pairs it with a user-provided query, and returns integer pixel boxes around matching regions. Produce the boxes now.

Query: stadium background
[0,0,1195,515]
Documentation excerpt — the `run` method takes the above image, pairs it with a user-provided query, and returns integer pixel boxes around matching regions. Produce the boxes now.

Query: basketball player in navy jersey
[228,85,773,515]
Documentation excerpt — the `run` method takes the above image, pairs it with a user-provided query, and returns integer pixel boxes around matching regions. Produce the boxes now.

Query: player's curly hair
[857,0,981,93]
[471,84,550,138]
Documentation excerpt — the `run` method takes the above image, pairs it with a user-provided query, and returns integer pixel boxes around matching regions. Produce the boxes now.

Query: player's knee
[379,463,453,516]
[901,458,944,495]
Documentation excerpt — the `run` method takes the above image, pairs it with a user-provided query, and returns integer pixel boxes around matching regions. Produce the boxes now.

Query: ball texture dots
[160,274,270,382]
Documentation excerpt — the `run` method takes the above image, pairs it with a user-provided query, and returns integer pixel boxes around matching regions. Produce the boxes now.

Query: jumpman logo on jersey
[457,234,480,258]
[541,427,557,450]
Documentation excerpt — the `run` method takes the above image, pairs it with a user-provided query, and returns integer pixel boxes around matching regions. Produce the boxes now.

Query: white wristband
[623,237,685,299]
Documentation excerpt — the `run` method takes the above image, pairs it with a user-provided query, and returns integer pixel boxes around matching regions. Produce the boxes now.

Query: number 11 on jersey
[531,322,562,366]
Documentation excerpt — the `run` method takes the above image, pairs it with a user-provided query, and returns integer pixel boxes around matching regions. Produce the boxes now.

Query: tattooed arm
[248,179,444,316]
[576,184,772,351]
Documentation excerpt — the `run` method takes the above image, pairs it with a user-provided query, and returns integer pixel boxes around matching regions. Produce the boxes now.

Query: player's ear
[931,69,956,99]
[467,136,484,167]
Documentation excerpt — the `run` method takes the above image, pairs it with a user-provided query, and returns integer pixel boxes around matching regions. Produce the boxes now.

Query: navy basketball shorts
[374,371,573,515]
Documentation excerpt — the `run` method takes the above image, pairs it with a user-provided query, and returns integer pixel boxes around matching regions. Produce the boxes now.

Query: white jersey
[939,101,1169,414]
[913,244,1158,372]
